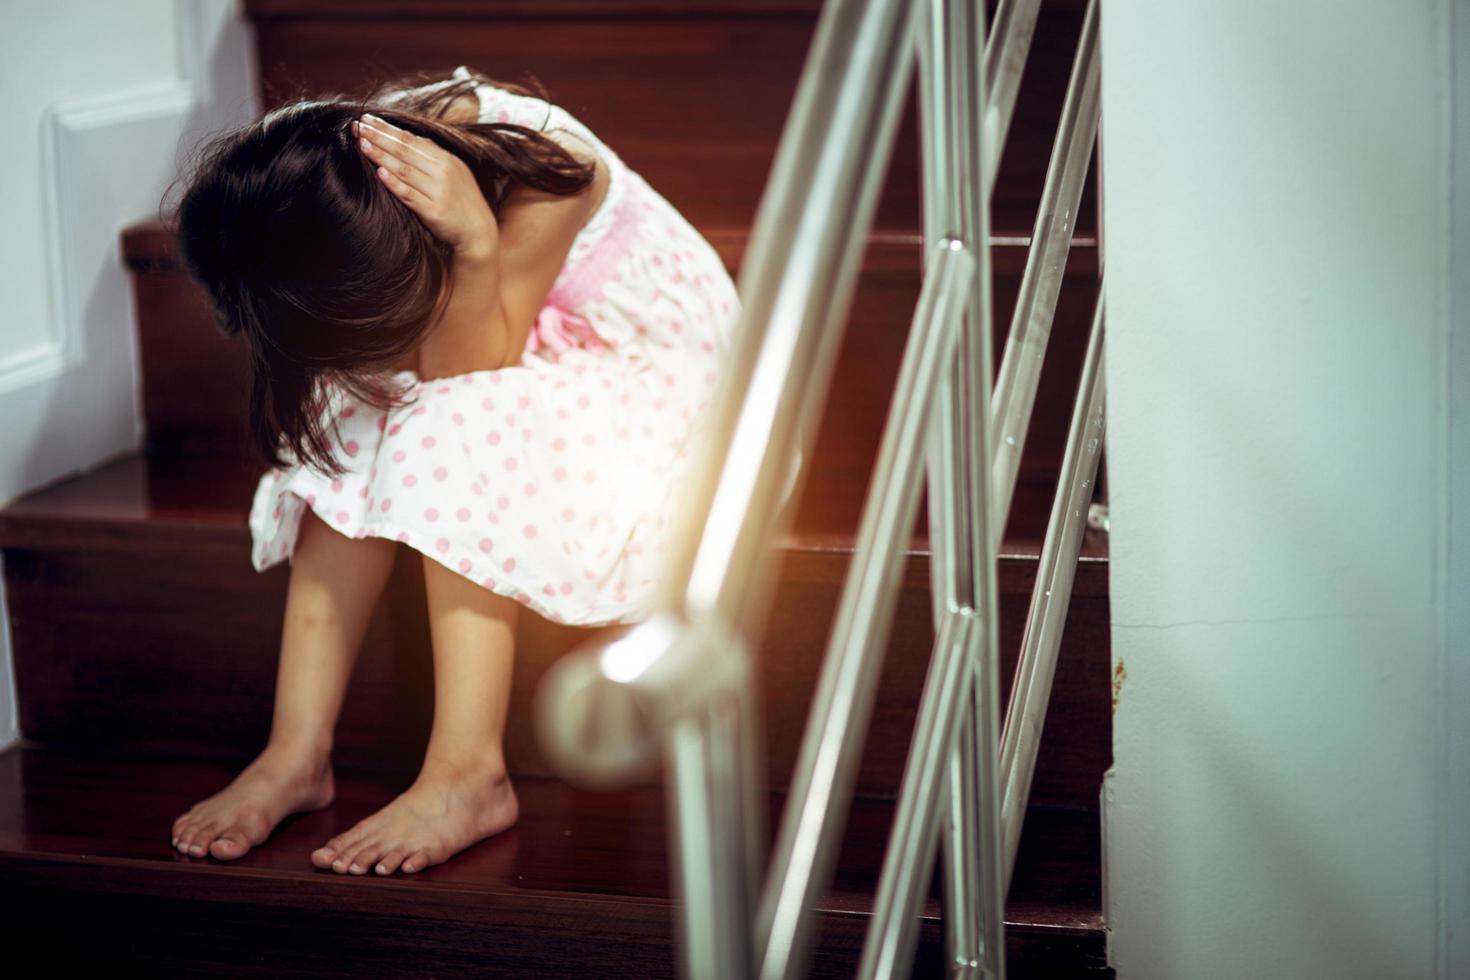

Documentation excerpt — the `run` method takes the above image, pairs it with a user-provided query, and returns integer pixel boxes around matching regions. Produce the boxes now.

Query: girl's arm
[421,142,606,376]
[492,137,607,366]
[419,175,600,380]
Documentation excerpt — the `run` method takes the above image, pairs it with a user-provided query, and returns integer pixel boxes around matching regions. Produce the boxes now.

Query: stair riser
[5,540,1108,807]
[248,4,1095,238]
[131,234,1102,515]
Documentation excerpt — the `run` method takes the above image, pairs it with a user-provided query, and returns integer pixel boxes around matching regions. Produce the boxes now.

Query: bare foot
[311,757,519,875]
[171,744,335,860]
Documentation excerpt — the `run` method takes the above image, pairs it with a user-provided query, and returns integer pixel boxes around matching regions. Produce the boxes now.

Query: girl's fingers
[359,114,441,175]
[355,117,440,198]
[360,134,435,198]
[374,167,446,240]
[353,112,480,247]
[374,165,424,209]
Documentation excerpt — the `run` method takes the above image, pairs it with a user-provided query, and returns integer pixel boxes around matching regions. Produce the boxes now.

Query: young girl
[164,65,740,876]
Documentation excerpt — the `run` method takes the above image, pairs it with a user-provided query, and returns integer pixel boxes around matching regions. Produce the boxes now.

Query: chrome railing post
[953,0,1009,973]
[918,1,983,976]
[905,0,1007,976]
[668,696,753,980]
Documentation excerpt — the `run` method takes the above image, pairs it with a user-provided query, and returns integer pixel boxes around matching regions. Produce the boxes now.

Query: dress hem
[253,489,658,630]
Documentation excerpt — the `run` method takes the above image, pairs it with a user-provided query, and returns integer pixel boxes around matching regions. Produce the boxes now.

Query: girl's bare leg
[170,507,398,860]
[310,553,520,875]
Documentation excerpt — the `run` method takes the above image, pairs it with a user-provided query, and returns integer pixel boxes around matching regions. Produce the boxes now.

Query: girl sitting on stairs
[163,65,739,875]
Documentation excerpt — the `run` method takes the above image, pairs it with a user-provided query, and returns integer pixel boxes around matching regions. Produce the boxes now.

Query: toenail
[376,863,388,874]
[350,863,363,873]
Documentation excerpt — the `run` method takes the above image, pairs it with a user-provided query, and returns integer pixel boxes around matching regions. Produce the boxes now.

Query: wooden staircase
[0,1,1111,975]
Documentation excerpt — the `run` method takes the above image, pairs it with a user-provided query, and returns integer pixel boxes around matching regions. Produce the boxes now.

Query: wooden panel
[126,231,254,459]
[0,451,1110,806]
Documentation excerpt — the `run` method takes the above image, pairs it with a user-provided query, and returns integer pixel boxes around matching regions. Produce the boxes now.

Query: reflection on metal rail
[531,0,1106,978]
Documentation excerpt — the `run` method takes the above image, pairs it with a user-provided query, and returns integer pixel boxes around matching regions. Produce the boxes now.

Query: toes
[171,811,198,842]
[325,825,377,873]
[173,813,207,850]
[401,849,432,874]
[343,840,384,875]
[210,829,251,860]
[193,825,224,857]
[375,850,407,875]
[312,832,354,869]
[329,843,359,874]
[183,823,219,857]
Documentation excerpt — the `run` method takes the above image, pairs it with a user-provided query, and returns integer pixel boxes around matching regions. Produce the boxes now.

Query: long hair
[162,67,596,478]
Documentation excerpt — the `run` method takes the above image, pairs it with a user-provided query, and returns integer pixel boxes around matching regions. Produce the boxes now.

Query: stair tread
[0,449,1109,571]
[0,742,1100,933]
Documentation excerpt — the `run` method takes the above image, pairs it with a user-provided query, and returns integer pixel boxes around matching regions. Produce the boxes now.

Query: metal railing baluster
[990,0,1100,532]
[999,284,1106,886]
[931,0,1010,976]
[982,0,1045,192]
[860,608,980,978]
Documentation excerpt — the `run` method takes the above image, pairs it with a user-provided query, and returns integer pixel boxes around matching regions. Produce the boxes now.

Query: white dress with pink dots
[246,65,741,627]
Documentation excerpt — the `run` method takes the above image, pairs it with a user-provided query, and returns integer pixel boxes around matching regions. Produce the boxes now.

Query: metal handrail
[532,0,1107,977]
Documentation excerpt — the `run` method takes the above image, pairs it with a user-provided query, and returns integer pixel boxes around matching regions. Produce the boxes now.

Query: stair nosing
[0,847,1099,936]
[0,451,1110,576]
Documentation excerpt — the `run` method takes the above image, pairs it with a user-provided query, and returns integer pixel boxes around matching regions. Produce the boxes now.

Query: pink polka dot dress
[246,66,740,627]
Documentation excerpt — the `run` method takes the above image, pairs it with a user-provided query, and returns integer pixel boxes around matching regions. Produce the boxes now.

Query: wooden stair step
[0,443,1107,560]
[0,451,1110,807]
[240,0,1095,240]
[0,742,1111,977]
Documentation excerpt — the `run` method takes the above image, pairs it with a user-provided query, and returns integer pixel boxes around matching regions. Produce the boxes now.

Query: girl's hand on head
[351,113,498,258]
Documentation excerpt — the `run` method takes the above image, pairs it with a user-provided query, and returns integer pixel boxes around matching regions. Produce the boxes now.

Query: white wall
[1099,1,1456,976]
[0,1,258,750]
[1444,2,1470,974]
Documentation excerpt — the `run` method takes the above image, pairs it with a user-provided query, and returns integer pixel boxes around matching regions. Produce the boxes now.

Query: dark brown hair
[161,67,596,478]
